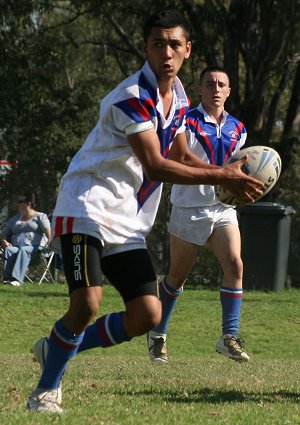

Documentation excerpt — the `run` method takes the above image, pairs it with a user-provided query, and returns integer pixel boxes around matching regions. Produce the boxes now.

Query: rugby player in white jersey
[28,11,262,413]
[148,66,250,364]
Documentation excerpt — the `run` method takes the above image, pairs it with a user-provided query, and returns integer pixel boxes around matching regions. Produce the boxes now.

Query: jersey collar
[142,61,189,125]
[198,102,228,125]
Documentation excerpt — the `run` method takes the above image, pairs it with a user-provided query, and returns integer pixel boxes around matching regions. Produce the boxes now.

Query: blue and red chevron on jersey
[115,70,189,211]
[51,60,190,247]
[186,109,246,166]
[136,105,188,211]
[115,73,157,123]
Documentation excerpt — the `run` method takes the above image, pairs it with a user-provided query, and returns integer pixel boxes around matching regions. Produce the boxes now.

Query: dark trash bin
[237,202,295,291]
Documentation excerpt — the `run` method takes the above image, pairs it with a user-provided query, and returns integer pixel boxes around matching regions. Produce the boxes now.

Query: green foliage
[1,2,99,212]
[0,284,299,424]
[0,0,299,281]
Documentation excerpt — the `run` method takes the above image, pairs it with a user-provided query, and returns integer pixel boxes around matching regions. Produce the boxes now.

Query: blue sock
[220,285,243,336]
[152,277,183,334]
[77,311,132,352]
[38,319,84,389]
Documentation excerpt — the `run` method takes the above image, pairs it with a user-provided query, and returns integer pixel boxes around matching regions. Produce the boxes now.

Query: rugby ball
[216,146,282,205]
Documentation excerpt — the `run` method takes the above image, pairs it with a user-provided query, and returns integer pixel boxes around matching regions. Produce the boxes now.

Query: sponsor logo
[73,242,82,281]
[72,234,82,244]
[200,131,211,137]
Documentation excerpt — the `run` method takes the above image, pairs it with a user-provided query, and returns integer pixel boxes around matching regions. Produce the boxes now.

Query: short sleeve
[125,121,155,136]
[112,96,157,133]
[37,213,51,231]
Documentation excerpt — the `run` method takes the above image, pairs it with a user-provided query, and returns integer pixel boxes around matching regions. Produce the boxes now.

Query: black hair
[20,192,36,208]
[199,66,230,85]
[143,9,190,41]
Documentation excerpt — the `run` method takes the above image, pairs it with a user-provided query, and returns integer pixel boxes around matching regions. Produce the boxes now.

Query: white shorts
[168,204,238,246]
[50,216,147,258]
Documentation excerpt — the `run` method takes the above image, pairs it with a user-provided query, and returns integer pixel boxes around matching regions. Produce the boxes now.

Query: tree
[1,0,299,283]
[0,1,103,211]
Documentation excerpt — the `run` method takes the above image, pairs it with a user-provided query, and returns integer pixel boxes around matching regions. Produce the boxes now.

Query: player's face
[199,72,231,109]
[142,26,191,83]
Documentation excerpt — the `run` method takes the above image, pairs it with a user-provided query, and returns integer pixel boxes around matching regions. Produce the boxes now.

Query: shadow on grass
[109,387,300,403]
[165,388,300,403]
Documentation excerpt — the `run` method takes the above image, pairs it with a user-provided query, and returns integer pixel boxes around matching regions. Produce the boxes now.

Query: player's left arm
[169,131,219,169]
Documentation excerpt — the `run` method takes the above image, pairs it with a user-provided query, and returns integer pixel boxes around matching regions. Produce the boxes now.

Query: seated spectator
[0,192,51,286]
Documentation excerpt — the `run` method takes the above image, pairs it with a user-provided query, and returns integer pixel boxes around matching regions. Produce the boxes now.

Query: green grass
[0,283,299,424]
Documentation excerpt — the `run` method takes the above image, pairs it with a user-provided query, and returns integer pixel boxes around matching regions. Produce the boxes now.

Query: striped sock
[77,311,132,352]
[152,277,183,335]
[38,319,84,389]
[220,285,243,336]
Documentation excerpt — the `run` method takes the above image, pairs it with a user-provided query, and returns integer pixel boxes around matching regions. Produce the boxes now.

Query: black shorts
[60,234,158,302]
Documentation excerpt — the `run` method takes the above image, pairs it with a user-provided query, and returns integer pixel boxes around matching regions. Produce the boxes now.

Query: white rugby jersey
[53,61,189,245]
[171,103,247,207]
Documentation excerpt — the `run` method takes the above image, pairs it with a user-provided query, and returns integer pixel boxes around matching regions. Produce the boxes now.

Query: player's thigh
[208,225,241,269]
[169,233,199,285]
[60,233,104,331]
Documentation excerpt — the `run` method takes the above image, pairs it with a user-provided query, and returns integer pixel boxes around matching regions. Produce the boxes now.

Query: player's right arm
[127,128,264,202]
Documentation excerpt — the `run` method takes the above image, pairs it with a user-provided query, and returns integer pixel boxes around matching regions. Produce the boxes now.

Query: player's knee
[140,308,162,335]
[146,302,162,329]
[70,293,101,327]
[81,301,98,323]
[166,274,185,290]
[234,257,243,278]
[125,298,162,336]
[225,256,243,280]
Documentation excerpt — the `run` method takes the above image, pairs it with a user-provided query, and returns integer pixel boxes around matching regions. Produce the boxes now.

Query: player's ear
[184,40,192,59]
[226,87,231,98]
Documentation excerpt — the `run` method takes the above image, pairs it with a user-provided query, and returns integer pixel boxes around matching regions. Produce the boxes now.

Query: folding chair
[25,247,56,284]
[1,244,64,285]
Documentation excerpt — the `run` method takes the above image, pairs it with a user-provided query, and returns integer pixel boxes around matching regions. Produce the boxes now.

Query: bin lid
[237,202,296,215]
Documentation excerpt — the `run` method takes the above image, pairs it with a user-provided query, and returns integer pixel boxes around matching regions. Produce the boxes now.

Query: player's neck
[159,83,174,118]
[203,104,224,125]
[158,78,174,97]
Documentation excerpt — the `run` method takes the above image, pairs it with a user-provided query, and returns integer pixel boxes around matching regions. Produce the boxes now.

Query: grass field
[0,283,299,425]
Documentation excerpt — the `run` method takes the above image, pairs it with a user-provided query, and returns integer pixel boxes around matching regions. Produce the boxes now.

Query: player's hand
[222,155,264,203]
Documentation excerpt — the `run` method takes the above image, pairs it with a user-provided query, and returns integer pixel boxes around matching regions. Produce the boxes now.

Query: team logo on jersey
[229,130,238,139]
[200,131,211,136]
